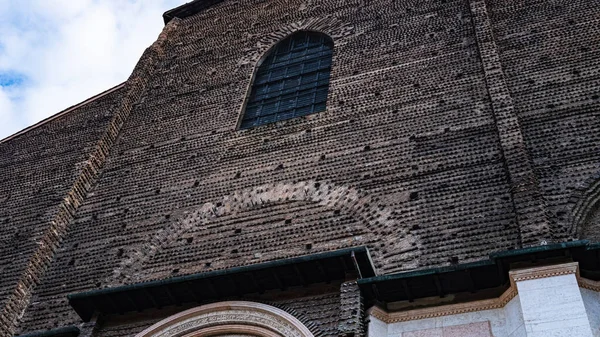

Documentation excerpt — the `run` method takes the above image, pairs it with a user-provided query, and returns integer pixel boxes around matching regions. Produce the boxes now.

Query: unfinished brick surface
[0,0,599,336]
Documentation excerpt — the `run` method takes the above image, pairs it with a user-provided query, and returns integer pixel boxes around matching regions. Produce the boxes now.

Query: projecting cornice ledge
[67,247,375,322]
[509,262,578,283]
[368,286,518,324]
[509,261,600,292]
[368,261,600,324]
[359,241,600,309]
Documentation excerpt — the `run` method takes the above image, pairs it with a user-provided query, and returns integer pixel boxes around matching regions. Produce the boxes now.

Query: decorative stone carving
[136,301,314,337]
[508,262,578,282]
[368,286,517,323]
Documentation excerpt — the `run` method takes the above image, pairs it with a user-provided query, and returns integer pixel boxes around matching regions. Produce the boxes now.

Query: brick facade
[1,0,599,336]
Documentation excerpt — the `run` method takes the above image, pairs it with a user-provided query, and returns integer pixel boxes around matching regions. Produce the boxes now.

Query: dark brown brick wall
[3,0,600,335]
[16,0,515,333]
[486,0,600,240]
[0,86,124,335]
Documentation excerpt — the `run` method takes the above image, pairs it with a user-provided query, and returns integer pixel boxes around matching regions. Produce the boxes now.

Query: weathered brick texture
[0,0,599,336]
[485,0,600,240]
[0,86,124,336]
[338,281,365,336]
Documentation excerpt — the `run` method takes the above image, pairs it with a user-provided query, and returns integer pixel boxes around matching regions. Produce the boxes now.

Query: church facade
[1,0,600,336]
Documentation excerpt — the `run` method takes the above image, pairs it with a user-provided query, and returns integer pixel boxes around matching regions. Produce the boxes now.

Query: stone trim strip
[367,286,518,323]
[579,277,600,292]
[181,324,279,337]
[508,262,579,282]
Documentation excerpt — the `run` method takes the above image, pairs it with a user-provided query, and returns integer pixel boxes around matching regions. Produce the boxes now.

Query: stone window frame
[238,30,334,129]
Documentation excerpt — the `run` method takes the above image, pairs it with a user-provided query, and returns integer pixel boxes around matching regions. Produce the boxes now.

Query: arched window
[240,31,333,129]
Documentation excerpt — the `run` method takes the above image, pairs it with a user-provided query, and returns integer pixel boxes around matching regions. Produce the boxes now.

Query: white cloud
[0,0,184,140]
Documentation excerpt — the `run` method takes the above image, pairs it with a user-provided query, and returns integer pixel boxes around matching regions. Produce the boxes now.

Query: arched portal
[135,301,315,337]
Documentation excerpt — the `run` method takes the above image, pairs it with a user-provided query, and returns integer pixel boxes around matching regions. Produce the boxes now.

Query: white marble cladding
[581,288,600,337]
[511,263,593,337]
[504,294,526,337]
[367,262,599,337]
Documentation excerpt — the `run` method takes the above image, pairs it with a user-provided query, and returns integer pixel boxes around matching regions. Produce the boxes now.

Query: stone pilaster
[509,263,594,337]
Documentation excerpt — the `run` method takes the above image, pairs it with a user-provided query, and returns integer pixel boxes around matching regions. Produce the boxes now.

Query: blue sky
[0,71,26,87]
[0,0,184,140]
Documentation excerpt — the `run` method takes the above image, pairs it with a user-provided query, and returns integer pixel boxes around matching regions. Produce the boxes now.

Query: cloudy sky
[0,0,184,140]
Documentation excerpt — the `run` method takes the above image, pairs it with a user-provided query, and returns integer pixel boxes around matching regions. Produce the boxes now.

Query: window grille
[240,31,333,129]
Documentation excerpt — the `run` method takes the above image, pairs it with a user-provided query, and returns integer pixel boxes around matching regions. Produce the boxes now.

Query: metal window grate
[240,31,333,129]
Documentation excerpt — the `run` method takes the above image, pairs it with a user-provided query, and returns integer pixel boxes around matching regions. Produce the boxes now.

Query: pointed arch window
[240,31,333,129]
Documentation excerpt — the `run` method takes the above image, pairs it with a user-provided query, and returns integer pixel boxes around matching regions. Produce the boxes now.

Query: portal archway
[136,301,315,337]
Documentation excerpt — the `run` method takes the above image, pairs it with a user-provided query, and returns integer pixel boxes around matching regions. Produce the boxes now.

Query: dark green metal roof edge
[586,242,600,250]
[358,240,590,286]
[489,240,588,259]
[357,259,494,285]
[14,326,79,337]
[68,246,369,300]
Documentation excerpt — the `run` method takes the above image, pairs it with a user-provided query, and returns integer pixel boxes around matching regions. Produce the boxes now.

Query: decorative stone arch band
[237,16,355,68]
[135,301,314,337]
[110,180,419,284]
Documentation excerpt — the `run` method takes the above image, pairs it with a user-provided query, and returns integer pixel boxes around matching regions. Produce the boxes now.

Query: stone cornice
[368,286,517,324]
[578,276,600,292]
[509,262,579,283]
[369,262,600,324]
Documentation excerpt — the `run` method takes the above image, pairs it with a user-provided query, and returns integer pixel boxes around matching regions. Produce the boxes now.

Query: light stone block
[368,315,388,337]
[386,317,439,334]
[581,288,600,337]
[505,294,526,337]
[403,328,443,337]
[513,266,594,337]
[442,322,492,336]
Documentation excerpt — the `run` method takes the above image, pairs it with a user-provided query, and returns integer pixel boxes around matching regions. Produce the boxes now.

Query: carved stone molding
[136,301,314,337]
[510,262,600,293]
[367,286,517,324]
[579,277,600,292]
[509,262,578,283]
[181,324,278,337]
[369,262,600,324]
